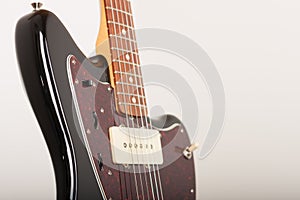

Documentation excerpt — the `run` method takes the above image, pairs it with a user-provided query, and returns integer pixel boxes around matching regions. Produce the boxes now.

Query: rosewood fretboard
[103,0,147,117]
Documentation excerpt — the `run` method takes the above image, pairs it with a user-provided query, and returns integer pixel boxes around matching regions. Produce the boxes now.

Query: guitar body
[16,9,195,200]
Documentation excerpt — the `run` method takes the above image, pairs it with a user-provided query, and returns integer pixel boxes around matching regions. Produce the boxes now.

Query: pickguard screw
[181,129,184,133]
[123,164,131,169]
[100,108,105,113]
[108,87,112,92]
[191,189,194,193]
[86,129,91,134]
[108,170,112,176]
[75,79,79,84]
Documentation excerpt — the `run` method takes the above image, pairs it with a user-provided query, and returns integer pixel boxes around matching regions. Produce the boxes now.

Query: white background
[1,0,300,199]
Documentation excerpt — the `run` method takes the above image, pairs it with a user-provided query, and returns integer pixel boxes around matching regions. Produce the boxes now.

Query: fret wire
[109,34,137,43]
[111,47,139,55]
[118,102,147,108]
[114,71,142,78]
[104,0,148,116]
[112,60,140,67]
[117,92,146,98]
[116,81,143,88]
[105,6,133,17]
[122,3,160,199]
[112,63,142,78]
[107,21,134,30]
[106,12,134,28]
[121,4,160,198]
[115,75,143,85]
[123,1,142,80]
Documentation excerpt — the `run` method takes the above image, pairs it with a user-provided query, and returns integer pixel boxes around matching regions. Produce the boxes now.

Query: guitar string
[105,4,130,200]
[121,0,158,199]
[106,1,131,199]
[123,1,160,199]
[120,1,156,199]
[114,0,144,199]
[115,0,155,199]
[109,0,138,199]
[118,1,150,199]
[107,0,164,199]
[117,0,150,199]
[113,0,154,196]
[126,1,165,199]
[119,0,155,199]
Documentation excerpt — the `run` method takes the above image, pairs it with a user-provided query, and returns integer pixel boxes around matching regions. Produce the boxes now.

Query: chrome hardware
[31,2,43,11]
[82,80,95,88]
[183,143,199,160]
[123,164,130,169]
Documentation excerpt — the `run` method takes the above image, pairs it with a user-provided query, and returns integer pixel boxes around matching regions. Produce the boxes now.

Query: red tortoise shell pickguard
[69,56,196,200]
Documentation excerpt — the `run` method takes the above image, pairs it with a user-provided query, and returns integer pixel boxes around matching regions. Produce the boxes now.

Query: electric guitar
[15,1,196,199]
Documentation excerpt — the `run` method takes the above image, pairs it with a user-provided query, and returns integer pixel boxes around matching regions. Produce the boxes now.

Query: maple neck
[97,0,147,117]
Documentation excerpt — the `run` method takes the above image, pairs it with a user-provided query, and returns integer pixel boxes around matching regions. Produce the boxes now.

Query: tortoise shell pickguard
[68,55,196,200]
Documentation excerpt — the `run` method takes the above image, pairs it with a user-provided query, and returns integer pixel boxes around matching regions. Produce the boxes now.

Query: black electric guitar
[15,1,196,199]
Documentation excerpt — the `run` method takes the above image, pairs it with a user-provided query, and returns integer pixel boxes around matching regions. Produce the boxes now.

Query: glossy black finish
[15,9,194,200]
[15,10,103,199]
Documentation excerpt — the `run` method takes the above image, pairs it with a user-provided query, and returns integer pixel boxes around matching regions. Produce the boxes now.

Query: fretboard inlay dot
[129,77,133,83]
[104,0,148,116]
[125,54,130,61]
[122,29,127,35]
[131,97,137,103]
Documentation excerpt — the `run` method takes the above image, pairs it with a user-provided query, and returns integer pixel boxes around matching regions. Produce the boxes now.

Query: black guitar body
[15,10,195,200]
[16,10,103,199]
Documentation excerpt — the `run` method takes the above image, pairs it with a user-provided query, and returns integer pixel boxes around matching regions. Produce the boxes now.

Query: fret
[118,102,147,108]
[114,73,143,86]
[111,51,140,65]
[109,34,137,44]
[105,6,132,17]
[112,60,140,67]
[116,81,143,88]
[106,13,134,29]
[111,47,138,56]
[121,0,131,15]
[116,92,147,106]
[103,0,148,116]
[108,28,135,46]
[107,21,134,30]
[115,84,145,96]
[114,71,142,78]
[112,63,141,78]
[123,0,135,27]
[117,92,146,99]
[107,25,135,40]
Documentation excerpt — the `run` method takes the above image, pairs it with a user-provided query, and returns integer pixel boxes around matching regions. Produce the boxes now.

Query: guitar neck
[96,0,148,117]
